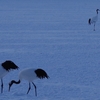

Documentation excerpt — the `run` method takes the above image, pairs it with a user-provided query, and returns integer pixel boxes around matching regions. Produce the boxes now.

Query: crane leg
[1,79,3,93]
[94,24,95,31]
[32,82,37,96]
[27,82,31,94]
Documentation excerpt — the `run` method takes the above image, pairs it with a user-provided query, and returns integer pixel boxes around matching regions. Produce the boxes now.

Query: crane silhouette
[0,60,18,93]
[9,68,49,96]
[88,9,100,31]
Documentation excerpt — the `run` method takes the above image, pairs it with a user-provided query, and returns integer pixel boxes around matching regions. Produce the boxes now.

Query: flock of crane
[0,60,49,96]
[0,9,99,97]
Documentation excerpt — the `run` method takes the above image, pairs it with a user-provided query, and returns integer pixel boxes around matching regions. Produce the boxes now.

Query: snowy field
[0,0,100,100]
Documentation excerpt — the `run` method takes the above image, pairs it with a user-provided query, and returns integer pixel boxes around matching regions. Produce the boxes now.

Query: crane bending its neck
[9,80,21,91]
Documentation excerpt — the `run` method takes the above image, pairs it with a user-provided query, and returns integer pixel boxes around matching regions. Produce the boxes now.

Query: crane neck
[97,11,99,15]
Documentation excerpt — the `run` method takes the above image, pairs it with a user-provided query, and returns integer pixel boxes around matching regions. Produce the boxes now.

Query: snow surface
[0,0,100,100]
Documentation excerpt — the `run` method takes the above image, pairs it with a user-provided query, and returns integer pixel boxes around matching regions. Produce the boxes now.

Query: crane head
[96,9,100,14]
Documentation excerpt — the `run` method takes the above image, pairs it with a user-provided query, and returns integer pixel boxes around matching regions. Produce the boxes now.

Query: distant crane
[0,60,18,93]
[9,68,49,96]
[88,9,100,31]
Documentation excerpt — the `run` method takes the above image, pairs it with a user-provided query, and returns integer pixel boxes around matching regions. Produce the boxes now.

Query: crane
[0,60,18,93]
[9,68,49,96]
[88,9,100,31]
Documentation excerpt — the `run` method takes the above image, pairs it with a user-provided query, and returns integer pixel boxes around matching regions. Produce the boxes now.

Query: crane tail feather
[88,18,91,25]
[35,69,49,79]
[1,60,19,71]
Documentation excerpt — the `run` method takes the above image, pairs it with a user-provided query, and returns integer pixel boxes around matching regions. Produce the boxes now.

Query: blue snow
[0,0,100,100]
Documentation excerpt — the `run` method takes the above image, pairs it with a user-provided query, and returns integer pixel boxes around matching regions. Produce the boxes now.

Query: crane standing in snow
[0,60,19,93]
[9,68,49,96]
[88,9,100,31]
